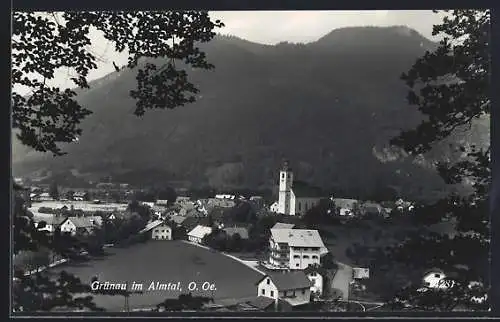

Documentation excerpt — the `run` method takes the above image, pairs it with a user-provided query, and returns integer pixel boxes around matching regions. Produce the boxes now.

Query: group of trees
[202,229,245,252]
[382,9,491,311]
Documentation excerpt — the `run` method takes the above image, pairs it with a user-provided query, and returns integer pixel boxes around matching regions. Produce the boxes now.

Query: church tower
[278,160,293,215]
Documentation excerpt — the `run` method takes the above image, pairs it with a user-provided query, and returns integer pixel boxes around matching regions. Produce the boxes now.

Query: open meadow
[49,240,263,311]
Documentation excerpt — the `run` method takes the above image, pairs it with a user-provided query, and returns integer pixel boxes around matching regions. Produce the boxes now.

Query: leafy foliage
[11,10,223,312]
[12,11,224,156]
[386,9,490,311]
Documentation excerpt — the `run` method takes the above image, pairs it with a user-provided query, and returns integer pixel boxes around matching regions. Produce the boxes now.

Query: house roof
[170,215,187,225]
[245,296,275,310]
[270,228,325,248]
[257,271,313,291]
[272,222,295,230]
[139,220,169,234]
[292,181,323,198]
[223,227,249,239]
[34,215,66,226]
[65,216,93,228]
[188,225,212,239]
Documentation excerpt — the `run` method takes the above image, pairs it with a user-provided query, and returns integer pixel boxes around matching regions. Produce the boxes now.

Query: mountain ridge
[12,26,489,202]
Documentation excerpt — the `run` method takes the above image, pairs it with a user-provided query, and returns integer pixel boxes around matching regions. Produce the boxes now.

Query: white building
[141,201,156,208]
[187,225,213,244]
[277,161,323,216]
[308,272,324,296]
[270,202,280,213]
[269,228,326,270]
[422,269,454,289]
[215,194,235,200]
[152,224,171,240]
[139,220,172,240]
[33,216,65,233]
[256,271,312,307]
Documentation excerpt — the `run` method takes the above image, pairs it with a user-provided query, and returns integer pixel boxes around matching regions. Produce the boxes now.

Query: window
[282,173,285,179]
[270,291,274,297]
[312,255,318,259]
[310,272,316,277]
[296,263,299,267]
[267,279,270,285]
[303,255,309,259]
[294,255,300,259]
[261,289,265,295]
[434,274,441,278]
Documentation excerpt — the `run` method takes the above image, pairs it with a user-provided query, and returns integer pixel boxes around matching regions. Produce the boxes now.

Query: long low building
[187,225,213,244]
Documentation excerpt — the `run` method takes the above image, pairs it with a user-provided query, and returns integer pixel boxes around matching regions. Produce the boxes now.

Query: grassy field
[49,240,263,311]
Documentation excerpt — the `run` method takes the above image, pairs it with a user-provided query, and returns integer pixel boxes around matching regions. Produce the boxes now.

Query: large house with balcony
[269,228,327,270]
[256,271,312,307]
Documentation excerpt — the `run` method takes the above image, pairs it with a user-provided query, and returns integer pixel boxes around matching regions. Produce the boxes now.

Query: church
[276,161,323,216]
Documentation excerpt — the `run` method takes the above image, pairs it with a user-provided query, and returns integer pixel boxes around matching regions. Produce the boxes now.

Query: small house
[256,271,313,307]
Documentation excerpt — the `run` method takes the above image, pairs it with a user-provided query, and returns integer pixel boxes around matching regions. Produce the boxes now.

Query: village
[13,161,471,312]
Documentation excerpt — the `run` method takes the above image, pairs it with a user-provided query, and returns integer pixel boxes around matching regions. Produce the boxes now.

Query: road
[330,261,353,300]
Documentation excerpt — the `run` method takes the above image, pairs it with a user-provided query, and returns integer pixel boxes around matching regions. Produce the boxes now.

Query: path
[181,240,267,276]
[330,261,353,300]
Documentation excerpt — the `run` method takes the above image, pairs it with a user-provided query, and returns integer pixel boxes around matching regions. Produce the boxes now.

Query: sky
[13,10,446,95]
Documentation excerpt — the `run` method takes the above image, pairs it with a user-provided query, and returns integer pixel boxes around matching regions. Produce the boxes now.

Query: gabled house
[304,265,324,296]
[139,220,172,240]
[59,217,95,235]
[256,271,313,307]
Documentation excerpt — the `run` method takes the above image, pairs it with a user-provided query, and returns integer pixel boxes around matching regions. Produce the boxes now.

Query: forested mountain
[12,26,490,202]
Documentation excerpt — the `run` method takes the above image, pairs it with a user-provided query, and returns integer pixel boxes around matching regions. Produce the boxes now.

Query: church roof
[292,180,323,198]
